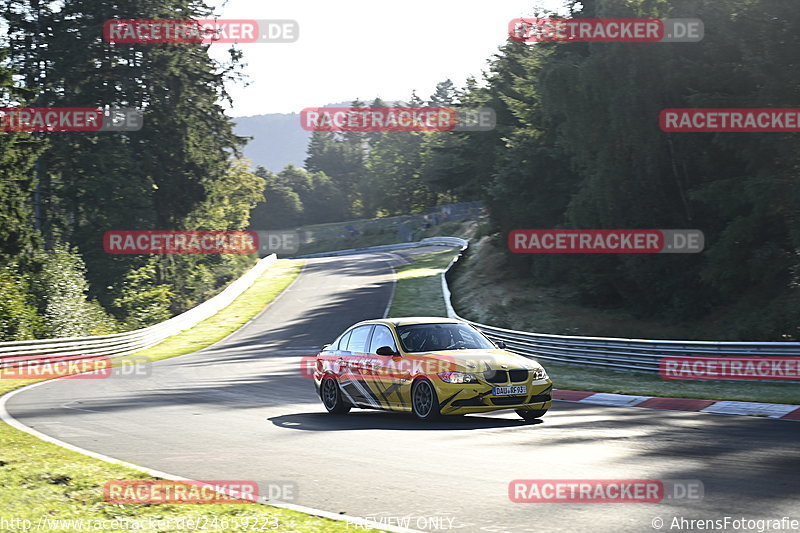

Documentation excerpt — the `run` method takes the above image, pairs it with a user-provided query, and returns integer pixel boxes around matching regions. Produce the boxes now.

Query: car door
[366,325,407,410]
[337,325,377,408]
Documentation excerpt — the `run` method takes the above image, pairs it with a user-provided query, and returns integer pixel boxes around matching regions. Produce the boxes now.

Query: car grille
[484,370,508,383]
[484,369,529,383]
[509,369,528,382]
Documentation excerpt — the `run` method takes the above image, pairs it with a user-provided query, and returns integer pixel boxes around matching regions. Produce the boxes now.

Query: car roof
[351,317,465,328]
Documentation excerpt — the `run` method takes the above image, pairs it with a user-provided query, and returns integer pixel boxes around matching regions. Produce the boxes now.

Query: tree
[249,166,304,229]
[0,50,43,262]
[1,0,257,318]
[304,101,368,219]
[0,265,41,340]
[428,79,457,106]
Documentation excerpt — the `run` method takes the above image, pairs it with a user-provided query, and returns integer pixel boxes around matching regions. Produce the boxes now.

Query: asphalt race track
[6,252,800,533]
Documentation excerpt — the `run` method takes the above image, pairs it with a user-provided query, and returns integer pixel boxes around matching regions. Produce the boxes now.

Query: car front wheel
[321,376,351,414]
[412,379,441,421]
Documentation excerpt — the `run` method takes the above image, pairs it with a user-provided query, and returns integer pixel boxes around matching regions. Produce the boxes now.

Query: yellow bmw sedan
[313,317,552,421]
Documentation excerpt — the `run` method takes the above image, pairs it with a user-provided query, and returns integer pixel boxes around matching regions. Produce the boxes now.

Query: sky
[207,0,567,117]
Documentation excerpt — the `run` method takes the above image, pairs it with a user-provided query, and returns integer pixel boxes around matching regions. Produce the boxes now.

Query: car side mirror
[376,346,398,356]
[494,340,506,349]
[320,344,331,352]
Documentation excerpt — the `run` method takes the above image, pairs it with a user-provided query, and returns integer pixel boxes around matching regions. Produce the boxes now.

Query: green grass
[387,249,461,318]
[546,361,800,405]
[0,258,387,533]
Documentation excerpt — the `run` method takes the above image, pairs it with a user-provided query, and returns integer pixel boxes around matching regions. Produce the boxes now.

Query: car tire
[516,409,547,421]
[412,378,441,421]
[321,376,351,414]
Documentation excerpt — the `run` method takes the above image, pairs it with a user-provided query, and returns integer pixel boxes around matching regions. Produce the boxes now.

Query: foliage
[29,245,119,337]
[0,265,41,341]
[422,0,800,339]
[249,164,348,228]
[0,0,264,338]
[112,260,173,330]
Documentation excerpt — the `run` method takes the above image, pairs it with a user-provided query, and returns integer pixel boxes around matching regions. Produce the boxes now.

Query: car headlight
[531,367,548,380]
[437,371,479,384]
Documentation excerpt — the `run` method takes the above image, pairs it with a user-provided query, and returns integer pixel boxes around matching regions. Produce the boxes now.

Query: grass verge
[547,361,799,405]
[387,250,461,318]
[0,258,387,533]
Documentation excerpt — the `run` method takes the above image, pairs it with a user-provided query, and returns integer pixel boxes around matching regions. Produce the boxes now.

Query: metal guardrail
[294,236,469,259]
[467,323,800,372]
[0,254,277,368]
[441,241,800,373]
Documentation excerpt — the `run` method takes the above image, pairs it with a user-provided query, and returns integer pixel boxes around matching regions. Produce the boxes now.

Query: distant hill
[233,101,399,172]
[234,113,311,173]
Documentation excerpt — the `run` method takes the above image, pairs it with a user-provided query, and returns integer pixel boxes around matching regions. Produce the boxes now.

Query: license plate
[493,385,527,396]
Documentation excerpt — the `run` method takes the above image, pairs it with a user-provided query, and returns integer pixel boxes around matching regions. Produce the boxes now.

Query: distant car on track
[313,317,552,421]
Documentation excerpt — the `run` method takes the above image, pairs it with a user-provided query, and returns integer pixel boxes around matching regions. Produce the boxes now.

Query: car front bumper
[435,380,553,415]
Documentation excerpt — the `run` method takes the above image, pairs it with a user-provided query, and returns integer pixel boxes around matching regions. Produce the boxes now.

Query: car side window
[368,325,398,354]
[335,330,352,351]
[346,325,373,353]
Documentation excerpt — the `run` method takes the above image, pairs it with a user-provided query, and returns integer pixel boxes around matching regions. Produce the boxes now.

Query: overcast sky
[207,0,566,117]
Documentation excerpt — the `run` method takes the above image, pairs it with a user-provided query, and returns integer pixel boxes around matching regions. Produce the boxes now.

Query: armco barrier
[294,236,469,259]
[440,240,800,373]
[0,254,277,368]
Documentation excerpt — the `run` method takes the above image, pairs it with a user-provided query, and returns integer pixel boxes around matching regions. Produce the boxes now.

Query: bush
[112,260,173,330]
[0,265,41,341]
[31,245,120,337]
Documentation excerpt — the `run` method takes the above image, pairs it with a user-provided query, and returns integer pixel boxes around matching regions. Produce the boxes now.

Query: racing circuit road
[5,251,800,533]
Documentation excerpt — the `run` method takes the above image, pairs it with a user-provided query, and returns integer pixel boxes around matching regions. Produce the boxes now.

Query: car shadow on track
[268,411,543,431]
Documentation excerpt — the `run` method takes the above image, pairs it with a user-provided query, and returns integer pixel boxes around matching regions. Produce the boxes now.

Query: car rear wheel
[321,376,351,414]
[516,409,547,421]
[412,379,440,421]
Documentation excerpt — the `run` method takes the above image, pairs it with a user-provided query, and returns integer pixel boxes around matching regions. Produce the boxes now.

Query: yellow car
[313,317,552,421]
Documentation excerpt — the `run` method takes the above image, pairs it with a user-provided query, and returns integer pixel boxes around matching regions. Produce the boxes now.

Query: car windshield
[396,323,496,352]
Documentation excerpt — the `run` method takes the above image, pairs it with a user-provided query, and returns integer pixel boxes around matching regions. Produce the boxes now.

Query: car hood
[407,349,544,373]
